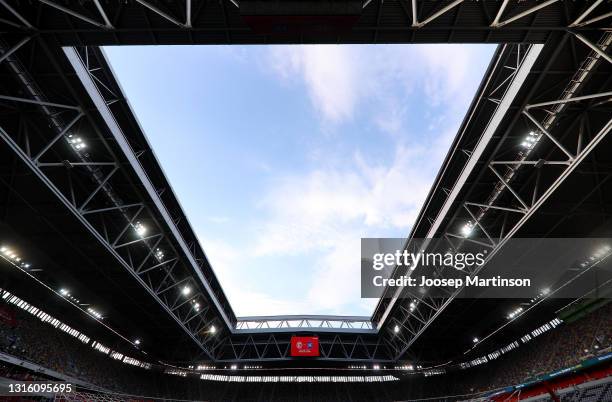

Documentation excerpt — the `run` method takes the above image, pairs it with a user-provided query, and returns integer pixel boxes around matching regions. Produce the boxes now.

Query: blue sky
[104,44,495,317]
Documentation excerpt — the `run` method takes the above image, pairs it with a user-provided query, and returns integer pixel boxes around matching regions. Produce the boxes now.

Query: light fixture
[182,286,191,296]
[394,325,400,333]
[230,364,237,370]
[461,221,474,237]
[473,337,479,343]
[59,289,69,296]
[87,307,103,320]
[507,306,524,320]
[209,325,217,334]
[68,135,87,150]
[520,131,539,150]
[155,248,164,261]
[541,288,550,296]
[135,339,141,345]
[373,364,380,370]
[134,221,147,237]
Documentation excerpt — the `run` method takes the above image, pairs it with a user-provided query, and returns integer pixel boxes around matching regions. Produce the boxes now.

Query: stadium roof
[0,0,611,368]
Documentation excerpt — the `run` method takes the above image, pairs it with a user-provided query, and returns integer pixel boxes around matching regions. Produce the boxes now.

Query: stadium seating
[0,299,610,400]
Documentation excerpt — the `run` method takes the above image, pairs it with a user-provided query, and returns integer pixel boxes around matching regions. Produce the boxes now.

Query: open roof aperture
[104,44,495,317]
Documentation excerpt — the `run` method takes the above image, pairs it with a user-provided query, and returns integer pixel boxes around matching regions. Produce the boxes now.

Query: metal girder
[0,0,604,46]
[0,36,30,64]
[381,32,612,361]
[376,43,543,331]
[569,0,610,28]
[235,316,375,334]
[37,0,109,29]
[0,41,224,360]
[411,0,464,28]
[135,0,187,28]
[214,333,392,362]
[0,0,32,29]
[490,0,559,28]
[63,46,235,333]
[0,94,80,111]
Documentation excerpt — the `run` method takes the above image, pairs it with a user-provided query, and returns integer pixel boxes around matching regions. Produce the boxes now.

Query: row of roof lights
[199,374,398,383]
[392,300,418,335]
[507,306,524,320]
[182,285,217,334]
[580,245,611,267]
[460,130,541,240]
[2,288,150,370]
[87,307,103,320]
[59,288,81,304]
[1,246,31,269]
[132,223,167,263]
[349,364,418,371]
[5,242,206,356]
[193,365,217,370]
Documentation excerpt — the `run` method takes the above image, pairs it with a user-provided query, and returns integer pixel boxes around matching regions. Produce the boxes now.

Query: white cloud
[253,144,434,255]
[267,44,491,129]
[199,44,494,316]
[247,144,437,315]
[199,236,313,316]
[268,45,362,123]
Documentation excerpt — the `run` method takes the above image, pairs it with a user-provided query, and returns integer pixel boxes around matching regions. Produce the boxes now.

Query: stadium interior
[0,0,611,401]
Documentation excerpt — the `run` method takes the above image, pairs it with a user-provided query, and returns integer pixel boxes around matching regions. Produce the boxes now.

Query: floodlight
[182,286,191,296]
[461,221,474,237]
[155,248,164,261]
[209,325,217,334]
[134,221,147,237]
[473,337,479,343]
[520,131,540,150]
[541,288,550,295]
[68,135,87,150]
[135,339,141,345]
[59,289,69,296]
[231,364,237,370]
[394,325,400,333]
[373,364,380,370]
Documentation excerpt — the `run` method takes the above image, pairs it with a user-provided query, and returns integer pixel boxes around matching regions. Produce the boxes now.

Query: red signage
[290,336,319,357]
